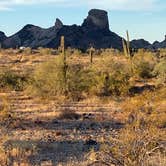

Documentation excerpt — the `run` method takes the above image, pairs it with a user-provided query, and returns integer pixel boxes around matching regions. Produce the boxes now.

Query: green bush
[133,50,157,78]
[29,55,132,100]
[93,58,131,96]
[29,57,96,100]
[67,65,96,100]
[28,57,65,98]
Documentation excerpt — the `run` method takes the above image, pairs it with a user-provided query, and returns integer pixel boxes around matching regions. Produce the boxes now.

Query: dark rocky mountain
[0,9,165,50]
[130,36,166,50]
[151,35,166,49]
[0,31,7,43]
[130,39,151,49]
[1,9,123,50]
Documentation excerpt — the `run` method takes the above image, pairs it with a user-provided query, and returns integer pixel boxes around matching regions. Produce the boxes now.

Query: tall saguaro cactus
[89,45,95,64]
[126,30,131,57]
[60,36,67,93]
[122,30,131,58]
[122,30,134,73]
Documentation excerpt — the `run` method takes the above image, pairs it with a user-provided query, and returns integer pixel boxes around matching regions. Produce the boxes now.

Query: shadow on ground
[5,139,100,166]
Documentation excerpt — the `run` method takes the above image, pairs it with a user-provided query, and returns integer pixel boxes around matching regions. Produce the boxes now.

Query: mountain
[151,36,166,49]
[0,31,7,43]
[130,39,151,49]
[1,9,123,50]
[0,9,165,50]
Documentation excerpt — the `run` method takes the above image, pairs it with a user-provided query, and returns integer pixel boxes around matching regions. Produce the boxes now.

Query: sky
[0,0,166,43]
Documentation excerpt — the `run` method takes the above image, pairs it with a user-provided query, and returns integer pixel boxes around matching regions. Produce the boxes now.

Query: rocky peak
[55,18,63,30]
[0,31,7,42]
[82,9,109,30]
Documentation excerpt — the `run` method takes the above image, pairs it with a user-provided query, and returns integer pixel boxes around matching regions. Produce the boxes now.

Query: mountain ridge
[0,9,165,50]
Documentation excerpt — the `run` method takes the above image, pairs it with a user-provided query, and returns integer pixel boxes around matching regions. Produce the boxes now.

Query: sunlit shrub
[133,50,157,78]
[153,58,166,85]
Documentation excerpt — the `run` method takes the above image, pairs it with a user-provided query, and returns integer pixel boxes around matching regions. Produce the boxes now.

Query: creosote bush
[28,57,65,98]
[29,55,132,100]
[0,70,28,91]
[92,56,131,96]
[132,50,157,78]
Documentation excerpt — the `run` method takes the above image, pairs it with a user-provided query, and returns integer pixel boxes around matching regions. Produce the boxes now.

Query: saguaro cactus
[126,30,131,57]
[89,45,95,64]
[122,30,134,73]
[60,36,67,93]
[122,38,128,57]
[122,30,131,58]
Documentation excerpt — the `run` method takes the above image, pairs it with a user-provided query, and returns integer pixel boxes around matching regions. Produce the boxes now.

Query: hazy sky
[0,0,166,43]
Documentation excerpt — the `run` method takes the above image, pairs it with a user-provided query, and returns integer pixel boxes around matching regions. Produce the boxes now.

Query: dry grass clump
[0,96,11,122]
[38,47,54,56]
[95,87,166,166]
[0,96,10,166]
[153,57,166,85]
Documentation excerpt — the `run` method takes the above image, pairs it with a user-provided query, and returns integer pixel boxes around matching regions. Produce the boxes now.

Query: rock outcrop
[82,9,109,30]
[55,18,63,30]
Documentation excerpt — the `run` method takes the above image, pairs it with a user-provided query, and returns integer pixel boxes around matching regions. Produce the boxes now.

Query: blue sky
[0,0,166,43]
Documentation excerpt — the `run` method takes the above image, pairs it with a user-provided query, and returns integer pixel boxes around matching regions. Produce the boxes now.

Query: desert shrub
[29,54,132,99]
[93,57,131,96]
[28,57,65,98]
[133,50,157,78]
[153,58,166,85]
[38,47,53,55]
[0,70,28,91]
[29,57,96,100]
[23,47,32,55]
[67,65,96,100]
[94,71,130,96]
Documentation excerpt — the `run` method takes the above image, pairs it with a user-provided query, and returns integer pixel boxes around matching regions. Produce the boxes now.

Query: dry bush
[0,69,28,91]
[0,96,11,122]
[96,88,166,166]
[0,96,10,166]
[58,108,81,120]
[153,58,166,85]
[38,47,53,55]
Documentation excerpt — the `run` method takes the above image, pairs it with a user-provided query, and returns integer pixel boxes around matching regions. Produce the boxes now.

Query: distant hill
[0,9,166,50]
